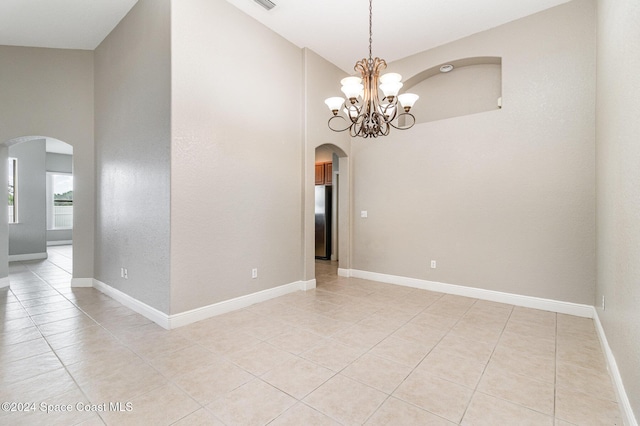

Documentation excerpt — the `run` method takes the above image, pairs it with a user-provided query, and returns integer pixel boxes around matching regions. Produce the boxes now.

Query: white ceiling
[0,0,570,70]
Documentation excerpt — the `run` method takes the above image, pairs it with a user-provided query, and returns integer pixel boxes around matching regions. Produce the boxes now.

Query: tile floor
[0,247,623,425]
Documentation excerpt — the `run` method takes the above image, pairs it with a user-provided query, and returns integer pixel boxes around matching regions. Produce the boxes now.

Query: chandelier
[324,0,419,138]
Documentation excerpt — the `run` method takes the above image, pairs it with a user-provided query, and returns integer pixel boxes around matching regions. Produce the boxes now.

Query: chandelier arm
[327,115,354,133]
[388,113,417,130]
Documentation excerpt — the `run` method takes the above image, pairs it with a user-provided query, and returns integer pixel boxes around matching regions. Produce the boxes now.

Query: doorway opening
[4,136,74,278]
[314,144,349,276]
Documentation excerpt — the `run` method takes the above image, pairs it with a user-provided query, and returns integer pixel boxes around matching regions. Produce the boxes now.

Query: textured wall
[8,139,46,256]
[0,46,94,279]
[170,0,303,313]
[351,0,596,304]
[596,0,640,420]
[94,0,171,313]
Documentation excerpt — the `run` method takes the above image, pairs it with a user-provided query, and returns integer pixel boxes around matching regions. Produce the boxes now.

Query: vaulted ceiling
[0,0,571,72]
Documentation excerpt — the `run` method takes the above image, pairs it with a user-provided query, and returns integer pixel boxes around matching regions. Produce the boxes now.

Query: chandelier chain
[368,0,373,62]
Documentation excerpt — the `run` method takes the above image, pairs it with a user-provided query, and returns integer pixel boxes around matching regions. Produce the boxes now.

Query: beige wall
[351,0,596,304]
[94,0,172,313]
[0,46,94,280]
[596,0,640,419]
[170,0,304,313]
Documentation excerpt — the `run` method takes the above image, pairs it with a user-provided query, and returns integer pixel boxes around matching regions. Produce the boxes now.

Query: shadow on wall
[403,57,502,124]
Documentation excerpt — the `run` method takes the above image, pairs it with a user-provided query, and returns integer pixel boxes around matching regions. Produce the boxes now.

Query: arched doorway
[2,136,75,286]
[311,143,350,281]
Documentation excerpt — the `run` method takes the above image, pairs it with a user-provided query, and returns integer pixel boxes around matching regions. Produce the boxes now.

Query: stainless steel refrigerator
[315,185,332,259]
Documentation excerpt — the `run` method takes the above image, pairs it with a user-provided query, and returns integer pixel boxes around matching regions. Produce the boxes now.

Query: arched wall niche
[402,56,502,124]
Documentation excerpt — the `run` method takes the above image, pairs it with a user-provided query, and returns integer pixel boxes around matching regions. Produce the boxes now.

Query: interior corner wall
[595,0,640,419]
[0,45,94,279]
[170,0,303,314]
[351,0,597,304]
[8,139,46,256]
[94,0,171,313]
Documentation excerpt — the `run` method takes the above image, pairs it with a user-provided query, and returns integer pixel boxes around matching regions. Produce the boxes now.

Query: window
[46,173,73,230]
[8,157,17,223]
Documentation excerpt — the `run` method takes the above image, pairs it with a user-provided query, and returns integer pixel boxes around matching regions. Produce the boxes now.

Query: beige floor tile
[434,333,495,364]
[461,392,554,425]
[236,318,293,340]
[503,320,556,340]
[1,351,63,384]
[100,383,200,426]
[393,370,473,423]
[37,315,98,336]
[301,338,365,371]
[0,387,95,426]
[30,307,86,326]
[172,358,254,405]
[369,335,433,368]
[557,343,608,371]
[149,344,220,378]
[71,357,167,403]
[555,386,622,425]
[497,329,556,359]
[261,357,335,399]
[331,323,392,350]
[556,360,616,401]
[510,306,557,326]
[477,367,555,415]
[392,321,446,345]
[43,325,114,351]
[304,374,387,425]
[448,320,504,345]
[267,328,327,355]
[270,402,341,425]
[488,345,555,383]
[0,367,77,402]
[0,337,51,363]
[366,397,456,425]
[171,408,225,426]
[227,341,297,375]
[341,353,412,394]
[198,330,262,355]
[417,348,486,389]
[207,379,296,425]
[410,311,459,331]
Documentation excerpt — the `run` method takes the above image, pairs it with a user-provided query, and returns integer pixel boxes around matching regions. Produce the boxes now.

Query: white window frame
[46,172,73,230]
[8,157,18,224]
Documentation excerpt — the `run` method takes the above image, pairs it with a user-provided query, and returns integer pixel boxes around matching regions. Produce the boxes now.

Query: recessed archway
[310,143,351,282]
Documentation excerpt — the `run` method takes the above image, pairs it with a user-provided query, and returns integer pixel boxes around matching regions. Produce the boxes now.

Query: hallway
[0,255,622,425]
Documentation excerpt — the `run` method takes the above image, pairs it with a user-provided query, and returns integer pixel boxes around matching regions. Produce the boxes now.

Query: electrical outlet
[602,295,605,310]
[124,268,128,279]
[430,260,437,269]
[252,268,258,279]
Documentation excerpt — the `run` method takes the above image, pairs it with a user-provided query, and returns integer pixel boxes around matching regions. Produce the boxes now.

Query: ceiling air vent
[253,0,276,11]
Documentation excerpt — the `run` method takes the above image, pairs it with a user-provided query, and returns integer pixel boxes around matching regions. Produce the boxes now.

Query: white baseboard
[301,279,317,291]
[348,269,594,318]
[89,279,312,330]
[70,278,94,288]
[0,277,9,289]
[337,268,350,277]
[8,252,48,262]
[93,279,170,328]
[47,240,72,246]
[593,310,638,426]
[168,280,311,329]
